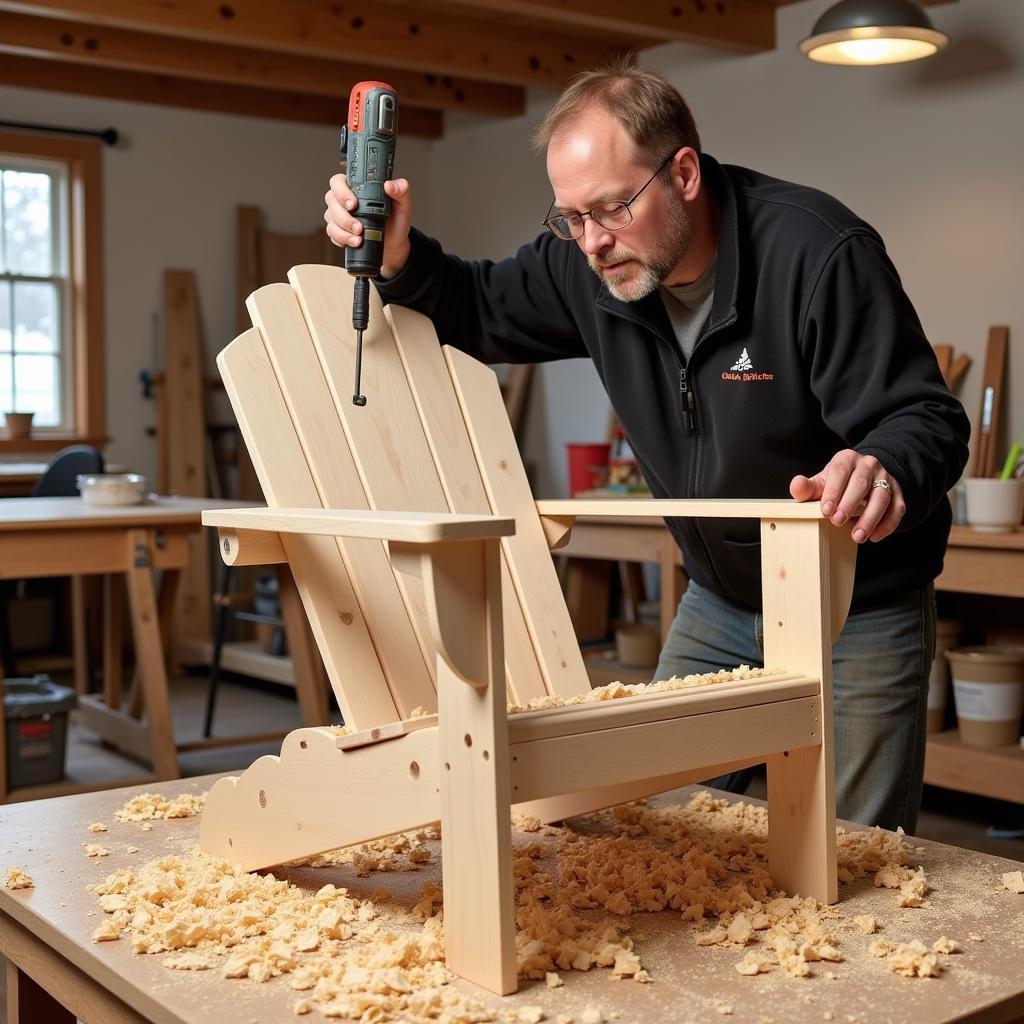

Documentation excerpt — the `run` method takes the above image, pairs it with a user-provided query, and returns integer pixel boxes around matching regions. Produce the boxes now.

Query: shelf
[924,729,1024,805]
[176,639,297,687]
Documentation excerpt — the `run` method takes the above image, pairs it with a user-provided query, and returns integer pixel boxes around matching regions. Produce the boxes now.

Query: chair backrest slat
[217,327,402,727]
[222,265,593,727]
[445,346,590,699]
[384,303,548,706]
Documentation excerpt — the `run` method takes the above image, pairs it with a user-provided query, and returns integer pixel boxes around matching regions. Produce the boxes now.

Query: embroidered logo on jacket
[730,347,753,371]
[722,347,774,382]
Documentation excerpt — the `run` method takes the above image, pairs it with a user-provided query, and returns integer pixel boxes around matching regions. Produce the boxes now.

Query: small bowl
[77,473,147,507]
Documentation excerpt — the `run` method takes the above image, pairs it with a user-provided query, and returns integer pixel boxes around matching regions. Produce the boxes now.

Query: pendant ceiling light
[800,0,949,65]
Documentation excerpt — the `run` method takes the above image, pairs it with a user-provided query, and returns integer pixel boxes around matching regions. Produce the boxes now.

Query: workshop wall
[0,85,434,485]
[428,0,1024,498]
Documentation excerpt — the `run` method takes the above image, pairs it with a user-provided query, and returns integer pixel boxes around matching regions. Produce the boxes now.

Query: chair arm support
[202,506,516,544]
[535,498,825,521]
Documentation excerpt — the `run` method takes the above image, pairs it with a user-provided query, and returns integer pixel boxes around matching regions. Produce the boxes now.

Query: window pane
[0,282,10,353]
[3,170,53,276]
[0,354,13,411]
[13,280,59,353]
[12,353,59,425]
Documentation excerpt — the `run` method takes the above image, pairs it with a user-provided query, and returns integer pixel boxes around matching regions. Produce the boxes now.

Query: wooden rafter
[0,52,444,137]
[0,9,525,118]
[453,0,776,51]
[0,0,628,88]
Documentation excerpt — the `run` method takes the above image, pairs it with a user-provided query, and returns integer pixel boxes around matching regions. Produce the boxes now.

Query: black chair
[0,445,104,680]
[31,444,104,498]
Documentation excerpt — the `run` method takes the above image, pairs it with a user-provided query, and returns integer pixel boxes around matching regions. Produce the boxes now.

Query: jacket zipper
[679,366,697,435]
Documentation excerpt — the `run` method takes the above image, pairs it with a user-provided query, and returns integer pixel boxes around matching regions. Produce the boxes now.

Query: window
[1,157,70,428]
[0,132,104,451]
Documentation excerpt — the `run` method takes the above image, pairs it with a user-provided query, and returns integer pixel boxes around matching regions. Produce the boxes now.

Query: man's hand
[790,449,906,544]
[324,175,413,279]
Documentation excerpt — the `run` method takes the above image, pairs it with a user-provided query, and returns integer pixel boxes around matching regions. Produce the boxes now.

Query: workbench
[2,775,1022,1024]
[0,496,248,803]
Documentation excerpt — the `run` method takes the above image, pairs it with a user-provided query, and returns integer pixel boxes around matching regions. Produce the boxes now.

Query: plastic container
[945,645,1024,747]
[77,473,148,507]
[963,478,1024,533]
[927,619,962,733]
[566,442,611,496]
[3,675,77,788]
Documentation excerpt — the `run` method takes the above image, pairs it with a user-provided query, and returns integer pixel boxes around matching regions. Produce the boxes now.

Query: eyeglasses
[542,151,676,241]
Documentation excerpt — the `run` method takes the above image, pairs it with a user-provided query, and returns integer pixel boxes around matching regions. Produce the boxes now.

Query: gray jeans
[653,579,936,832]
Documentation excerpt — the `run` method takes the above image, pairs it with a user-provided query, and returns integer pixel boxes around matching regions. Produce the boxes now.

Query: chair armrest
[535,498,825,521]
[202,506,516,543]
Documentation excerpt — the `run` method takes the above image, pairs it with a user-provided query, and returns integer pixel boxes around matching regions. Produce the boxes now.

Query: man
[324,63,970,833]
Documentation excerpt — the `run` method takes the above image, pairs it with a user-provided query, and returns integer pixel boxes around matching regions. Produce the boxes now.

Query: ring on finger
[871,479,891,493]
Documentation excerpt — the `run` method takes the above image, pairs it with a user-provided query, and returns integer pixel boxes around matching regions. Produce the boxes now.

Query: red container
[566,442,611,496]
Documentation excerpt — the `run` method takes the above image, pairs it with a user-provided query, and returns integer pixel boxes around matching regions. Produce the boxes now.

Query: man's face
[546,109,694,302]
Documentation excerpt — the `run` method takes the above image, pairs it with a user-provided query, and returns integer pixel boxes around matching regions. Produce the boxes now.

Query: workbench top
[2,775,1022,1024]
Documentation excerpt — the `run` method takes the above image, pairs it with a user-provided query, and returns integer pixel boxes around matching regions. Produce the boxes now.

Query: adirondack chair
[200,264,856,996]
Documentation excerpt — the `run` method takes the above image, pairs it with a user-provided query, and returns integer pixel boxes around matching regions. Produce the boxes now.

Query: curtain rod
[0,120,118,146]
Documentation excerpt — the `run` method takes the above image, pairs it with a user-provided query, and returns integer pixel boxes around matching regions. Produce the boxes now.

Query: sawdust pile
[87,789,968,1022]
[114,792,206,822]
[507,666,780,714]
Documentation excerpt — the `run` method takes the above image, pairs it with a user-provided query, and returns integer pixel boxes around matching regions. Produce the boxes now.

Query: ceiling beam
[451,0,775,51]
[0,10,525,118]
[0,0,627,89]
[0,52,444,136]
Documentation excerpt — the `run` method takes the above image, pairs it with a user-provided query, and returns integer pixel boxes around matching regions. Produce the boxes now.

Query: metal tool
[339,80,398,406]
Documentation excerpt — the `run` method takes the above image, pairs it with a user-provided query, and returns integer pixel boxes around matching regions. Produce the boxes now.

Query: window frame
[0,131,104,453]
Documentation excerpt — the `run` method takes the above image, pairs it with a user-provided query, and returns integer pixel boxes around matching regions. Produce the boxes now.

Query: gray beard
[587,196,694,303]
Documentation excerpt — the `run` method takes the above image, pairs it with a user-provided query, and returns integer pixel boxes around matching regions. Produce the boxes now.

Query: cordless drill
[339,80,398,406]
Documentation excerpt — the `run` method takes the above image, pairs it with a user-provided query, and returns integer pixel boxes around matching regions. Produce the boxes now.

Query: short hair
[531,58,701,166]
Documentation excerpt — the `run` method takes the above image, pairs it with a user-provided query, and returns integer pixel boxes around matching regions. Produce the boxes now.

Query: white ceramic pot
[963,477,1024,533]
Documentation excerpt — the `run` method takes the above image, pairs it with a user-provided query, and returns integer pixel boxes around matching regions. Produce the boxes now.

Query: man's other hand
[790,449,906,544]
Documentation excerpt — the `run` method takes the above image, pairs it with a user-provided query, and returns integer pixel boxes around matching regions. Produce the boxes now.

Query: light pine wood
[124,529,180,780]
[204,507,515,543]
[201,262,855,993]
[536,498,827,519]
[163,270,212,647]
[447,346,588,699]
[385,301,547,705]
[760,518,837,904]
[247,280,439,716]
[216,327,409,727]
[539,513,574,550]
[276,565,331,726]
[429,540,517,994]
[217,526,287,566]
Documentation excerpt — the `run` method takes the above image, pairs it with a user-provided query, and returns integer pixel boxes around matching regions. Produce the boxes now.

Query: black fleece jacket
[375,153,970,612]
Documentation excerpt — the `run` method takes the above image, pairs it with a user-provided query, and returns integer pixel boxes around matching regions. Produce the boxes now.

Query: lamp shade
[799,0,949,65]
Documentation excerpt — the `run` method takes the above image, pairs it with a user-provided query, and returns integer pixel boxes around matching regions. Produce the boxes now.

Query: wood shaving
[88,788,940,1021]
[114,793,206,822]
[932,936,960,955]
[83,843,110,858]
[883,940,941,978]
[507,666,781,714]
[4,866,33,889]
[89,822,108,833]
[852,915,876,935]
[1001,870,1024,894]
